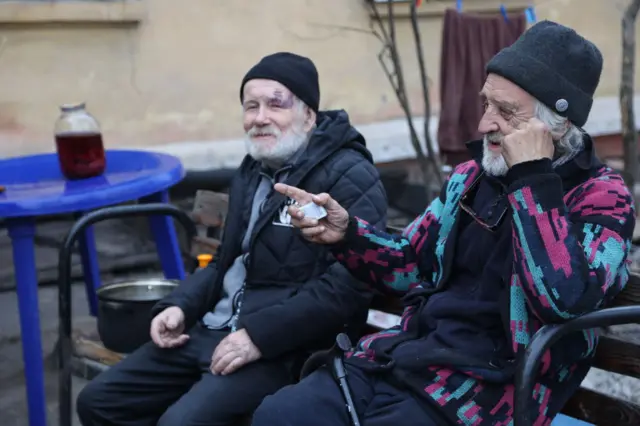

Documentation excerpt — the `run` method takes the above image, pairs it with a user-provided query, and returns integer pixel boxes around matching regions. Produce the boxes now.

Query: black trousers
[76,324,294,426]
[251,363,450,426]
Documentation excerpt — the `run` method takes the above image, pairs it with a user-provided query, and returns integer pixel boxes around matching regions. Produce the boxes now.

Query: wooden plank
[191,190,228,256]
[193,236,221,253]
[612,278,640,307]
[563,387,640,426]
[72,329,124,368]
[594,336,640,379]
[192,190,228,228]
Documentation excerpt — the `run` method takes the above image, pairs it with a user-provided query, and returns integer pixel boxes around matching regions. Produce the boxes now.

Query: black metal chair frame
[514,305,640,425]
[57,203,197,426]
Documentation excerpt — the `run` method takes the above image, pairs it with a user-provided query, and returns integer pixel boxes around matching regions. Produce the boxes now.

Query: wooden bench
[73,191,640,426]
[190,190,228,255]
[191,192,640,424]
[515,274,640,425]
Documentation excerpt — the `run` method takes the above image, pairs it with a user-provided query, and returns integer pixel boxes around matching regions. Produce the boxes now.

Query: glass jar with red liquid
[54,102,106,179]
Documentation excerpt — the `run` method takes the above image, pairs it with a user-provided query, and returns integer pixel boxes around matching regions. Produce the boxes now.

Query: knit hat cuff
[240,69,319,112]
[486,47,593,127]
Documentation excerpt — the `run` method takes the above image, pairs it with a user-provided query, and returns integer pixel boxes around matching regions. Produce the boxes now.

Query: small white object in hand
[299,202,328,220]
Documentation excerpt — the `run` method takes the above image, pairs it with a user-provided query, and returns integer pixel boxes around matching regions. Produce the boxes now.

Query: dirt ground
[0,282,92,426]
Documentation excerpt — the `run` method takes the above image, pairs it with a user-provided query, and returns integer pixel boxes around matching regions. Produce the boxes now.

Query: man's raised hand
[273,183,350,244]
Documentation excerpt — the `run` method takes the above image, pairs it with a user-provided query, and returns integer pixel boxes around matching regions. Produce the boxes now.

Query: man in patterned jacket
[251,21,636,426]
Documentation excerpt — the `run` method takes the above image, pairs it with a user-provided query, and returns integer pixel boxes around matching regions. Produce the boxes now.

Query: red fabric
[437,9,526,167]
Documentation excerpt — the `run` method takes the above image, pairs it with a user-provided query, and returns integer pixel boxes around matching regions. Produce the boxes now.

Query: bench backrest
[561,272,640,425]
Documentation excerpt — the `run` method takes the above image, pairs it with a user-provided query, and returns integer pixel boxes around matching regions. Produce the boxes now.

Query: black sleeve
[150,164,246,328]
[241,154,388,358]
[150,259,219,328]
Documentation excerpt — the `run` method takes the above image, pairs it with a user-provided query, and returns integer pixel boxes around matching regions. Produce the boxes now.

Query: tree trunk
[367,0,435,197]
[409,1,444,187]
[620,0,640,195]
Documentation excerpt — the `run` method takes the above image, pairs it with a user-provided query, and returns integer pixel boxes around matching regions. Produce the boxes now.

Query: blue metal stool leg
[141,190,185,280]
[74,212,100,317]
[7,217,48,426]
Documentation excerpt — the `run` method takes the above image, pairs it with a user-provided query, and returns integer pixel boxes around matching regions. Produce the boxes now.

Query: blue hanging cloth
[525,5,537,24]
[500,4,509,22]
[456,0,462,12]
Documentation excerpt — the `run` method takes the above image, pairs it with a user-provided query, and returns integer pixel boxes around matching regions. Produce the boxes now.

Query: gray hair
[533,100,584,166]
[294,96,318,133]
[291,95,307,115]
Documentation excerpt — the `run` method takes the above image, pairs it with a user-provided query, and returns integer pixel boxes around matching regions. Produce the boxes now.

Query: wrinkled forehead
[242,79,293,103]
[480,73,534,110]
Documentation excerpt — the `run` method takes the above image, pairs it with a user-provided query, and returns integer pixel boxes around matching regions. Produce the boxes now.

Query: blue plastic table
[0,149,186,426]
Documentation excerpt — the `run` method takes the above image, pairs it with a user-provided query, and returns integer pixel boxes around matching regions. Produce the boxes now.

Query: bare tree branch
[409,1,444,186]
[366,0,444,194]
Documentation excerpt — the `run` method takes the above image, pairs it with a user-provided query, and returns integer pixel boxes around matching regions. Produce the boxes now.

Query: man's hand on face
[502,117,555,168]
[210,329,262,376]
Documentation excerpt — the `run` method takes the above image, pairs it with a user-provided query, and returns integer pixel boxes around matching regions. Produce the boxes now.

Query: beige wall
[0,0,637,158]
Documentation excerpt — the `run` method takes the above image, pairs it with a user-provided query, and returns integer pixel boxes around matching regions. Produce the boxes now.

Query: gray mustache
[484,133,503,143]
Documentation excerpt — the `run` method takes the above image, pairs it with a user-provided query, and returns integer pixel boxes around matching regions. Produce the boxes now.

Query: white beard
[481,133,509,177]
[244,124,308,167]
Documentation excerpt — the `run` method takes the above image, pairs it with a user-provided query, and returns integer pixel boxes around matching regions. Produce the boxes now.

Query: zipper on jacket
[234,166,293,328]
[229,285,245,332]
[229,251,251,331]
[232,145,349,328]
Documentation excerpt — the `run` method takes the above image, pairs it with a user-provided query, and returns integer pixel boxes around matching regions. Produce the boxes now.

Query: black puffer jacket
[153,110,388,359]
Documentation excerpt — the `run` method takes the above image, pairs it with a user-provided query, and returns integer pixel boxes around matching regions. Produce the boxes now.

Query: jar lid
[60,102,86,112]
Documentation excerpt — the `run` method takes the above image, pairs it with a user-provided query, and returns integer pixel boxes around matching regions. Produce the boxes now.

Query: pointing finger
[273,183,312,204]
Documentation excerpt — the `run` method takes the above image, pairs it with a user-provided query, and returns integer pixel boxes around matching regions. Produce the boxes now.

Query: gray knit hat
[486,20,603,127]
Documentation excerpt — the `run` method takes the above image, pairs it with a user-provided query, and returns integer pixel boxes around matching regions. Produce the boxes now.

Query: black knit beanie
[486,20,603,127]
[240,52,320,112]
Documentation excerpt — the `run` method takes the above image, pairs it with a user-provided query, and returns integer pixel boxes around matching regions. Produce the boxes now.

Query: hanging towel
[437,9,526,167]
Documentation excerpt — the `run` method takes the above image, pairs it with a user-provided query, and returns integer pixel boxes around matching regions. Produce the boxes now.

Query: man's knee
[251,386,308,426]
[157,396,250,426]
[251,394,290,426]
[156,406,185,426]
[157,404,248,426]
[76,379,107,424]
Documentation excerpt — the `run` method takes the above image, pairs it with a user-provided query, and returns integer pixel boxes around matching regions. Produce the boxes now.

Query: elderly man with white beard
[252,22,636,426]
[76,52,388,426]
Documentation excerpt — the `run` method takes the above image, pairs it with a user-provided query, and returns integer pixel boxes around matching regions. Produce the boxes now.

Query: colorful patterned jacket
[334,138,635,425]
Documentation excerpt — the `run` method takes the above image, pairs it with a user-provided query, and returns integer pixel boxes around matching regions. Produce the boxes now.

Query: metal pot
[96,278,179,354]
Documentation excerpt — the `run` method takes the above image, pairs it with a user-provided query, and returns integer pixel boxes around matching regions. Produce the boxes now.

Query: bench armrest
[514,306,640,426]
